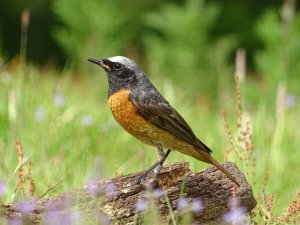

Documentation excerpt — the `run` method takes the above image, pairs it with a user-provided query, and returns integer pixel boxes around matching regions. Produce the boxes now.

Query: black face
[100,59,136,81]
[87,58,138,97]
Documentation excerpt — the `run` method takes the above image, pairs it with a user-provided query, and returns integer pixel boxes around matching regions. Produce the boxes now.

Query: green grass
[0,65,299,223]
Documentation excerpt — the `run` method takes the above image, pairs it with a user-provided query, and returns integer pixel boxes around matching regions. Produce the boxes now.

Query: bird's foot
[153,164,163,178]
[134,161,161,185]
[133,149,171,185]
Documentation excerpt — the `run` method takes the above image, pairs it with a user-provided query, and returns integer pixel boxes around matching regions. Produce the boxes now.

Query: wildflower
[7,217,22,225]
[44,195,72,212]
[35,107,46,122]
[192,198,203,214]
[142,184,162,199]
[43,209,80,225]
[177,197,189,210]
[105,182,117,197]
[98,213,111,225]
[154,188,164,198]
[285,94,296,108]
[223,206,248,224]
[191,222,201,225]
[145,182,155,191]
[44,199,59,211]
[16,199,35,213]
[0,179,6,196]
[81,115,94,127]
[223,197,248,224]
[53,94,65,108]
[85,179,99,195]
[135,198,148,212]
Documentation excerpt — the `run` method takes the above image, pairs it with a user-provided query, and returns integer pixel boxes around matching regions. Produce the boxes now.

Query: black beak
[87,58,101,66]
[87,58,111,71]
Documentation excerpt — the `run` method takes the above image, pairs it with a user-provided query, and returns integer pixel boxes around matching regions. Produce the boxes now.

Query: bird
[87,56,239,186]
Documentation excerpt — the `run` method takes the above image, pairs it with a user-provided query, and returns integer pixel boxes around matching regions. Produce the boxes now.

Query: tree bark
[1,162,256,224]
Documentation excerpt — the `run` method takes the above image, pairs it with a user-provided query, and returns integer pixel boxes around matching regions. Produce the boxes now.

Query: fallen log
[1,161,256,224]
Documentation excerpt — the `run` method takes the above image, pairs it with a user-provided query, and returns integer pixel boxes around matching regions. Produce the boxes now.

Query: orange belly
[108,89,204,160]
[108,89,160,146]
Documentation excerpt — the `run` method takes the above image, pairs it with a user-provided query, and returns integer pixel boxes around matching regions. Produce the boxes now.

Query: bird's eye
[113,62,122,70]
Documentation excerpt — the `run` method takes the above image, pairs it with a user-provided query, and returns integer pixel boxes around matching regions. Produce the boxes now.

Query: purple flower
[43,209,80,225]
[192,198,203,213]
[98,213,111,225]
[0,179,6,197]
[145,182,156,191]
[105,182,117,197]
[85,180,100,195]
[143,185,164,199]
[177,197,189,210]
[35,107,46,122]
[223,206,248,224]
[7,217,22,225]
[154,188,164,198]
[81,115,94,127]
[16,199,35,213]
[53,94,65,108]
[44,199,59,211]
[285,94,297,108]
[191,222,201,225]
[44,195,72,213]
[135,198,148,212]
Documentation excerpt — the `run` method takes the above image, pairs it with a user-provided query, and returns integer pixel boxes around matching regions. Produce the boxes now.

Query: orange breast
[108,89,201,159]
[108,89,154,144]
[109,89,174,146]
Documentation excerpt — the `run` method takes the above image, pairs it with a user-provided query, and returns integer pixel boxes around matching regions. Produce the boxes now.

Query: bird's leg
[157,145,166,161]
[135,148,171,184]
[153,145,167,178]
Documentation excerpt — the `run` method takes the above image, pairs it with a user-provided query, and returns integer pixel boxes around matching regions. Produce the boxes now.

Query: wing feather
[129,91,212,154]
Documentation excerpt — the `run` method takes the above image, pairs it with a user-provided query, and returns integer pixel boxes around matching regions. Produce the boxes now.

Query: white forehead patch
[108,56,137,70]
[108,56,127,63]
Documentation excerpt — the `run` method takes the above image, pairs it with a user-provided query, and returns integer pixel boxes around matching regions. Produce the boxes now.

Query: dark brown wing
[129,90,212,154]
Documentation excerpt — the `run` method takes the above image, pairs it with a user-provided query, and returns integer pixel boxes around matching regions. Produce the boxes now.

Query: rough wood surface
[1,162,256,224]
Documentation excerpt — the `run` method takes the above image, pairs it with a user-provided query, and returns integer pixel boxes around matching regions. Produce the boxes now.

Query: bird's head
[88,56,148,96]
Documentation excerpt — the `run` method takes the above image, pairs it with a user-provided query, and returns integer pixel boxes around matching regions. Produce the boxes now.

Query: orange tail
[196,151,240,187]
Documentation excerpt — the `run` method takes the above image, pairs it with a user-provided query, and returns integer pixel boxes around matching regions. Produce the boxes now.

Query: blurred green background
[1,0,300,223]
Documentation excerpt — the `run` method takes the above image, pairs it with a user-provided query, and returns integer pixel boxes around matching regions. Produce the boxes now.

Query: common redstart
[87,56,239,186]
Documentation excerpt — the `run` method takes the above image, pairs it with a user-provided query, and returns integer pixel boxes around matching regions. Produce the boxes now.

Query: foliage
[255,1,300,95]
[0,0,283,65]
[53,0,125,68]
[144,0,236,101]
[52,0,236,104]
[222,75,300,224]
[52,0,173,70]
